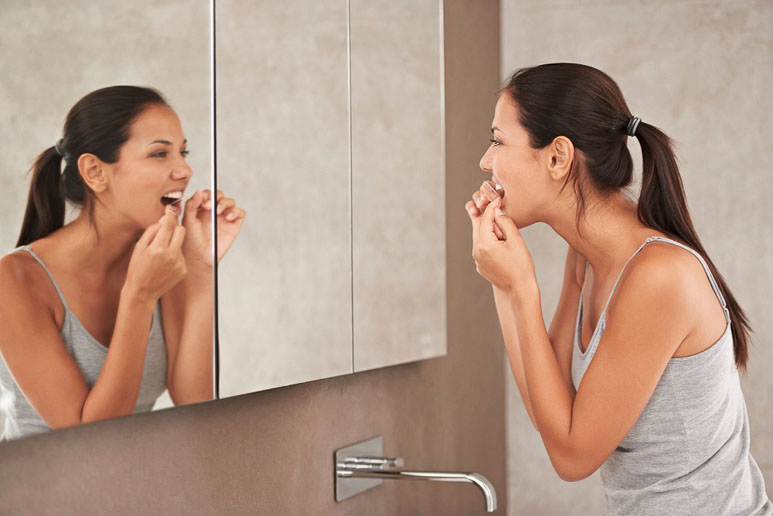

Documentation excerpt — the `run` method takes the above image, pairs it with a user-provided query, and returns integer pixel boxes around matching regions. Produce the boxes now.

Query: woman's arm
[493,284,540,430]
[493,244,585,432]
[511,249,693,481]
[0,213,186,428]
[0,255,156,427]
[161,271,214,405]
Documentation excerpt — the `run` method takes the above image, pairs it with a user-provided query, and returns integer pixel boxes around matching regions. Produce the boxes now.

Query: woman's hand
[179,189,246,274]
[124,206,187,301]
[465,194,539,301]
[467,180,505,239]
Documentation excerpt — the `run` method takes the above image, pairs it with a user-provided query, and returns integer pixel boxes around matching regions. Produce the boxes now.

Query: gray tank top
[0,246,168,440]
[571,235,772,515]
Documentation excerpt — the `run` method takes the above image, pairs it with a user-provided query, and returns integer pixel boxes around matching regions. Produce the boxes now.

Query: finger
[151,207,177,248]
[479,196,500,242]
[465,201,480,220]
[473,190,488,211]
[136,222,163,250]
[200,189,212,209]
[481,181,501,202]
[216,197,236,215]
[169,224,186,252]
[493,221,505,240]
[223,206,246,222]
[471,205,483,245]
[493,199,518,240]
[183,190,205,225]
[203,190,225,210]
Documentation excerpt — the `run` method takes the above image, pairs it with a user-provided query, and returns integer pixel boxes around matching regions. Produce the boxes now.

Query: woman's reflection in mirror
[0,86,245,440]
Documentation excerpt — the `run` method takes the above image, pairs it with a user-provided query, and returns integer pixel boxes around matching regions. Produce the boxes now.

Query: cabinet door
[216,0,352,395]
[350,0,447,371]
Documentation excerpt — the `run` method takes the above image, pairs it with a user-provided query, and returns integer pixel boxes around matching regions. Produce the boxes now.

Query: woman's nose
[172,159,193,179]
[479,150,492,173]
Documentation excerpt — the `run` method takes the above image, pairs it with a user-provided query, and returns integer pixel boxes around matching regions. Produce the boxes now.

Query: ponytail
[14,85,169,248]
[505,62,753,373]
[635,122,752,373]
[16,147,66,247]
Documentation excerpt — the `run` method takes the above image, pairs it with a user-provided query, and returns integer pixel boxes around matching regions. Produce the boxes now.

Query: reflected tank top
[0,246,168,440]
[571,235,772,515]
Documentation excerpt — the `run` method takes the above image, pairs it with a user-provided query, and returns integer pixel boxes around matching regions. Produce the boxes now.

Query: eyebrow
[491,127,502,134]
[147,139,187,147]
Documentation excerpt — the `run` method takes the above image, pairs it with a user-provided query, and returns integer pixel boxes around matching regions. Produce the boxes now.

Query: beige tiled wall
[501,0,773,513]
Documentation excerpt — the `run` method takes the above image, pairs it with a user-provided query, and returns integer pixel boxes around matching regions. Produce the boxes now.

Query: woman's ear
[77,153,109,193]
[547,136,575,181]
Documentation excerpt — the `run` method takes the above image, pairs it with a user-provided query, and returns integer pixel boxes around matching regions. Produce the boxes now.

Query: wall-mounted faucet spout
[338,465,497,512]
[334,437,497,513]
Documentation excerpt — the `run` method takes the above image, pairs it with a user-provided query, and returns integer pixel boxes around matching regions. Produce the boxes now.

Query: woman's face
[104,104,192,229]
[478,93,558,228]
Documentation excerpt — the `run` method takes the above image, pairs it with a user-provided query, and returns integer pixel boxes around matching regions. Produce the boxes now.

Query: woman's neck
[547,191,659,280]
[39,210,141,279]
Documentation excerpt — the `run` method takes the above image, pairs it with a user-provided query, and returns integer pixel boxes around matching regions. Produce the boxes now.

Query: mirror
[350,0,446,371]
[216,0,353,395]
[217,0,445,396]
[0,0,213,440]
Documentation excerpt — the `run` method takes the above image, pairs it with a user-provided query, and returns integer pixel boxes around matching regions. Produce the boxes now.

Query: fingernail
[495,208,504,216]
[483,182,498,199]
[217,204,224,215]
[226,212,236,221]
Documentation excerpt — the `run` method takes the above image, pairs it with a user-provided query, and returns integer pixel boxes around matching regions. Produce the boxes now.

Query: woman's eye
[151,151,167,158]
[489,138,501,146]
[181,150,190,158]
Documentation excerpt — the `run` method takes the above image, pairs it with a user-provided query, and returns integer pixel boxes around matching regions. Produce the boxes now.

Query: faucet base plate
[335,435,383,502]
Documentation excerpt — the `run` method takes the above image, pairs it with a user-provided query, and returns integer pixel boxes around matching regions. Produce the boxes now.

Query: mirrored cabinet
[217,0,446,396]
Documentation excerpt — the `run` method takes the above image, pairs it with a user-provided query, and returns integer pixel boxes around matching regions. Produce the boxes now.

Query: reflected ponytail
[17,147,66,246]
[504,63,752,372]
[16,85,168,247]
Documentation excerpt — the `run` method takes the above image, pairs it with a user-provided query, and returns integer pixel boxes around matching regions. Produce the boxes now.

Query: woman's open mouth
[161,190,184,216]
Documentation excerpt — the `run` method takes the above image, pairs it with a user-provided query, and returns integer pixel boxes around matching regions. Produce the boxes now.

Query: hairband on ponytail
[54,138,66,157]
[626,116,641,137]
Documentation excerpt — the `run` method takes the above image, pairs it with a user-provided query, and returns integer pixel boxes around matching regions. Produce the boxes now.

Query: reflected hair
[502,62,752,372]
[17,85,169,247]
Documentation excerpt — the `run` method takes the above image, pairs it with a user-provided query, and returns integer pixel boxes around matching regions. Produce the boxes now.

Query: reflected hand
[181,189,246,273]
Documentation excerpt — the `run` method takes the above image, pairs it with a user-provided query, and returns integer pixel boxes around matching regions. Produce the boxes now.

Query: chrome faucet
[334,437,497,512]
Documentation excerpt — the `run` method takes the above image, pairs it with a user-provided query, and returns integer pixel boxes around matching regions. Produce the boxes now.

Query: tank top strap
[12,246,72,313]
[643,236,730,319]
[597,237,657,319]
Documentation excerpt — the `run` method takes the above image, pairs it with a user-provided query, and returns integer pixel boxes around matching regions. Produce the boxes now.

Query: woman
[0,86,245,440]
[467,63,771,515]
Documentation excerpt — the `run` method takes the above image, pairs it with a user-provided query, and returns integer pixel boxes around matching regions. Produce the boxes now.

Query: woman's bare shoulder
[0,249,59,313]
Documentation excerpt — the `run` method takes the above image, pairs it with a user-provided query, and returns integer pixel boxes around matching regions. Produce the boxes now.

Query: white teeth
[495,183,503,191]
[162,191,183,199]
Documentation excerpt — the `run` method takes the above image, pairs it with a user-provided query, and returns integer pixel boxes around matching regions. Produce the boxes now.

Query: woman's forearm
[511,288,575,451]
[79,287,156,424]
[493,284,540,431]
[167,278,214,404]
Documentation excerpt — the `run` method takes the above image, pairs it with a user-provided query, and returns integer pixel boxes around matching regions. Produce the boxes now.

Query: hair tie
[626,116,641,137]
[54,138,65,157]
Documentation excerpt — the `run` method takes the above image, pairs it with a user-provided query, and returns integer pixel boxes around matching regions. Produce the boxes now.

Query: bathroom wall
[501,0,773,513]
[0,1,506,515]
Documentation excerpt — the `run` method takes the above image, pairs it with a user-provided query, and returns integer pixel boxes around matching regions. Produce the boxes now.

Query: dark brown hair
[503,63,752,372]
[17,85,168,247]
